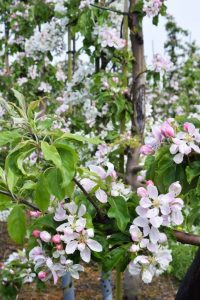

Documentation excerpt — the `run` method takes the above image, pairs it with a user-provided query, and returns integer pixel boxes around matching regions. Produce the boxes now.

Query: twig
[174,230,200,246]
[73,178,104,221]
[90,4,129,15]
[21,200,41,212]
[0,189,40,211]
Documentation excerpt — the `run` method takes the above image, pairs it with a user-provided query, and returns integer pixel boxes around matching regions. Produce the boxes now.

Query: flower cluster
[141,120,200,164]
[128,181,184,283]
[151,54,174,73]
[95,26,126,50]
[30,201,102,283]
[143,0,163,18]
[25,19,65,56]
[80,163,131,203]
[0,250,36,285]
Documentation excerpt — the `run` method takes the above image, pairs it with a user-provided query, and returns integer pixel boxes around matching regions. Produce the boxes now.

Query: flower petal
[95,189,108,203]
[87,239,102,252]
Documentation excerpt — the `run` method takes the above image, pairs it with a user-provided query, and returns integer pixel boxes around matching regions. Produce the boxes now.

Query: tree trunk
[123,1,146,299]
[126,0,146,188]
[176,248,200,300]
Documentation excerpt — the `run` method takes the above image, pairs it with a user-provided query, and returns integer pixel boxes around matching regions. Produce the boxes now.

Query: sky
[143,0,200,61]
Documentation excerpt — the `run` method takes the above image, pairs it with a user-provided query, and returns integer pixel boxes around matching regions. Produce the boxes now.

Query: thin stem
[0,189,40,211]
[73,178,104,221]
[115,271,122,300]
[90,3,129,15]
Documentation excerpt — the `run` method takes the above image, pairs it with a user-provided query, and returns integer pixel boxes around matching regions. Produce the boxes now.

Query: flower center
[153,199,160,207]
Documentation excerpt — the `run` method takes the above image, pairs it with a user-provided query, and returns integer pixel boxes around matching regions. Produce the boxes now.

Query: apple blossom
[143,0,163,18]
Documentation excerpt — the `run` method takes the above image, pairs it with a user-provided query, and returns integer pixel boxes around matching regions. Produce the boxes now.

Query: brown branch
[0,189,40,211]
[73,178,104,221]
[90,3,129,15]
[174,230,200,246]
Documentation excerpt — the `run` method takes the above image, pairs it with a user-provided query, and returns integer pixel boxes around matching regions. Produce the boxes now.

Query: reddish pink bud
[38,271,47,280]
[56,244,63,250]
[52,234,61,244]
[32,230,41,238]
[161,123,174,138]
[146,180,154,186]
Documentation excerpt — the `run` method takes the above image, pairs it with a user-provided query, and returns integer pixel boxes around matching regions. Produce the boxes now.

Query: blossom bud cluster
[140,120,200,164]
[128,181,184,283]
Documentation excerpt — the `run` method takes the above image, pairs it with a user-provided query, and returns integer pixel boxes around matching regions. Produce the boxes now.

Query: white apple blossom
[129,248,172,284]
[170,122,200,164]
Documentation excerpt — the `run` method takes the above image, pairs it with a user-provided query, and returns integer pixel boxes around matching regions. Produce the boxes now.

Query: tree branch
[0,189,40,211]
[174,230,200,246]
[73,178,104,221]
[90,4,129,15]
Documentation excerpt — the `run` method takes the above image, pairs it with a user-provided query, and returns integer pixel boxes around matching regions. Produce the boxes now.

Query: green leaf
[55,143,78,187]
[0,131,21,146]
[0,194,13,210]
[30,214,55,232]
[108,197,130,232]
[186,161,200,184]
[102,246,127,272]
[7,205,26,244]
[27,100,40,119]
[46,168,67,200]
[12,89,27,116]
[34,174,50,212]
[41,141,62,168]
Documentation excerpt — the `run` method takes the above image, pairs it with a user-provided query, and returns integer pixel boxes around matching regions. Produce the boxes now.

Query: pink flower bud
[32,230,41,238]
[52,234,61,244]
[29,211,41,218]
[40,231,51,243]
[38,271,47,280]
[140,145,154,155]
[146,180,154,186]
[161,123,174,138]
[137,187,148,197]
[183,122,190,132]
[56,244,63,250]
